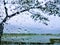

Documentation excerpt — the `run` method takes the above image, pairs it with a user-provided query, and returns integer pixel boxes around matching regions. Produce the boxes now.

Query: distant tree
[0,0,60,43]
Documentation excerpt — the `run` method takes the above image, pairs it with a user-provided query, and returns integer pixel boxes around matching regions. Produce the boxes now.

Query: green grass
[2,33,39,37]
[1,41,53,44]
[2,33,60,37]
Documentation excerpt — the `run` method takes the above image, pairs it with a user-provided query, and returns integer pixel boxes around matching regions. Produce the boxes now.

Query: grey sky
[4,11,60,34]
[0,0,60,34]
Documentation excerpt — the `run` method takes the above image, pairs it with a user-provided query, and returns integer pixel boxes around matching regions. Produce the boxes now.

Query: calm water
[1,34,60,45]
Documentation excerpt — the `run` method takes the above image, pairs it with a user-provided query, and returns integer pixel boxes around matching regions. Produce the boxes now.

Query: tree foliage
[0,0,60,25]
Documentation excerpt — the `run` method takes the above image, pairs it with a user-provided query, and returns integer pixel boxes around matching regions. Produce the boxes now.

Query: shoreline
[2,33,60,36]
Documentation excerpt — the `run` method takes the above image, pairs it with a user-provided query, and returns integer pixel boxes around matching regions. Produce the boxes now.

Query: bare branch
[1,0,8,23]
[8,6,35,18]
[8,6,42,18]
[1,0,42,23]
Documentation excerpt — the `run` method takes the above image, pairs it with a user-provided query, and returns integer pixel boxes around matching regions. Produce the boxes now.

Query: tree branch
[8,6,42,18]
[1,0,8,23]
[1,0,42,23]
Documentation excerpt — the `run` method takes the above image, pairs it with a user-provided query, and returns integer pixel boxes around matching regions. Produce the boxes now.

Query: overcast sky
[1,0,60,34]
[4,11,60,34]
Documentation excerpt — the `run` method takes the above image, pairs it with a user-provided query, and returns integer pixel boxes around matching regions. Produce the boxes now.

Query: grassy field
[2,33,60,36]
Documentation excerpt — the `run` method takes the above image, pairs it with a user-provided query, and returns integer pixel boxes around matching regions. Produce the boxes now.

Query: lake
[1,34,60,45]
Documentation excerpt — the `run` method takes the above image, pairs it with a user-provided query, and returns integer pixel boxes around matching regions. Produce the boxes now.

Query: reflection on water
[1,34,60,45]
